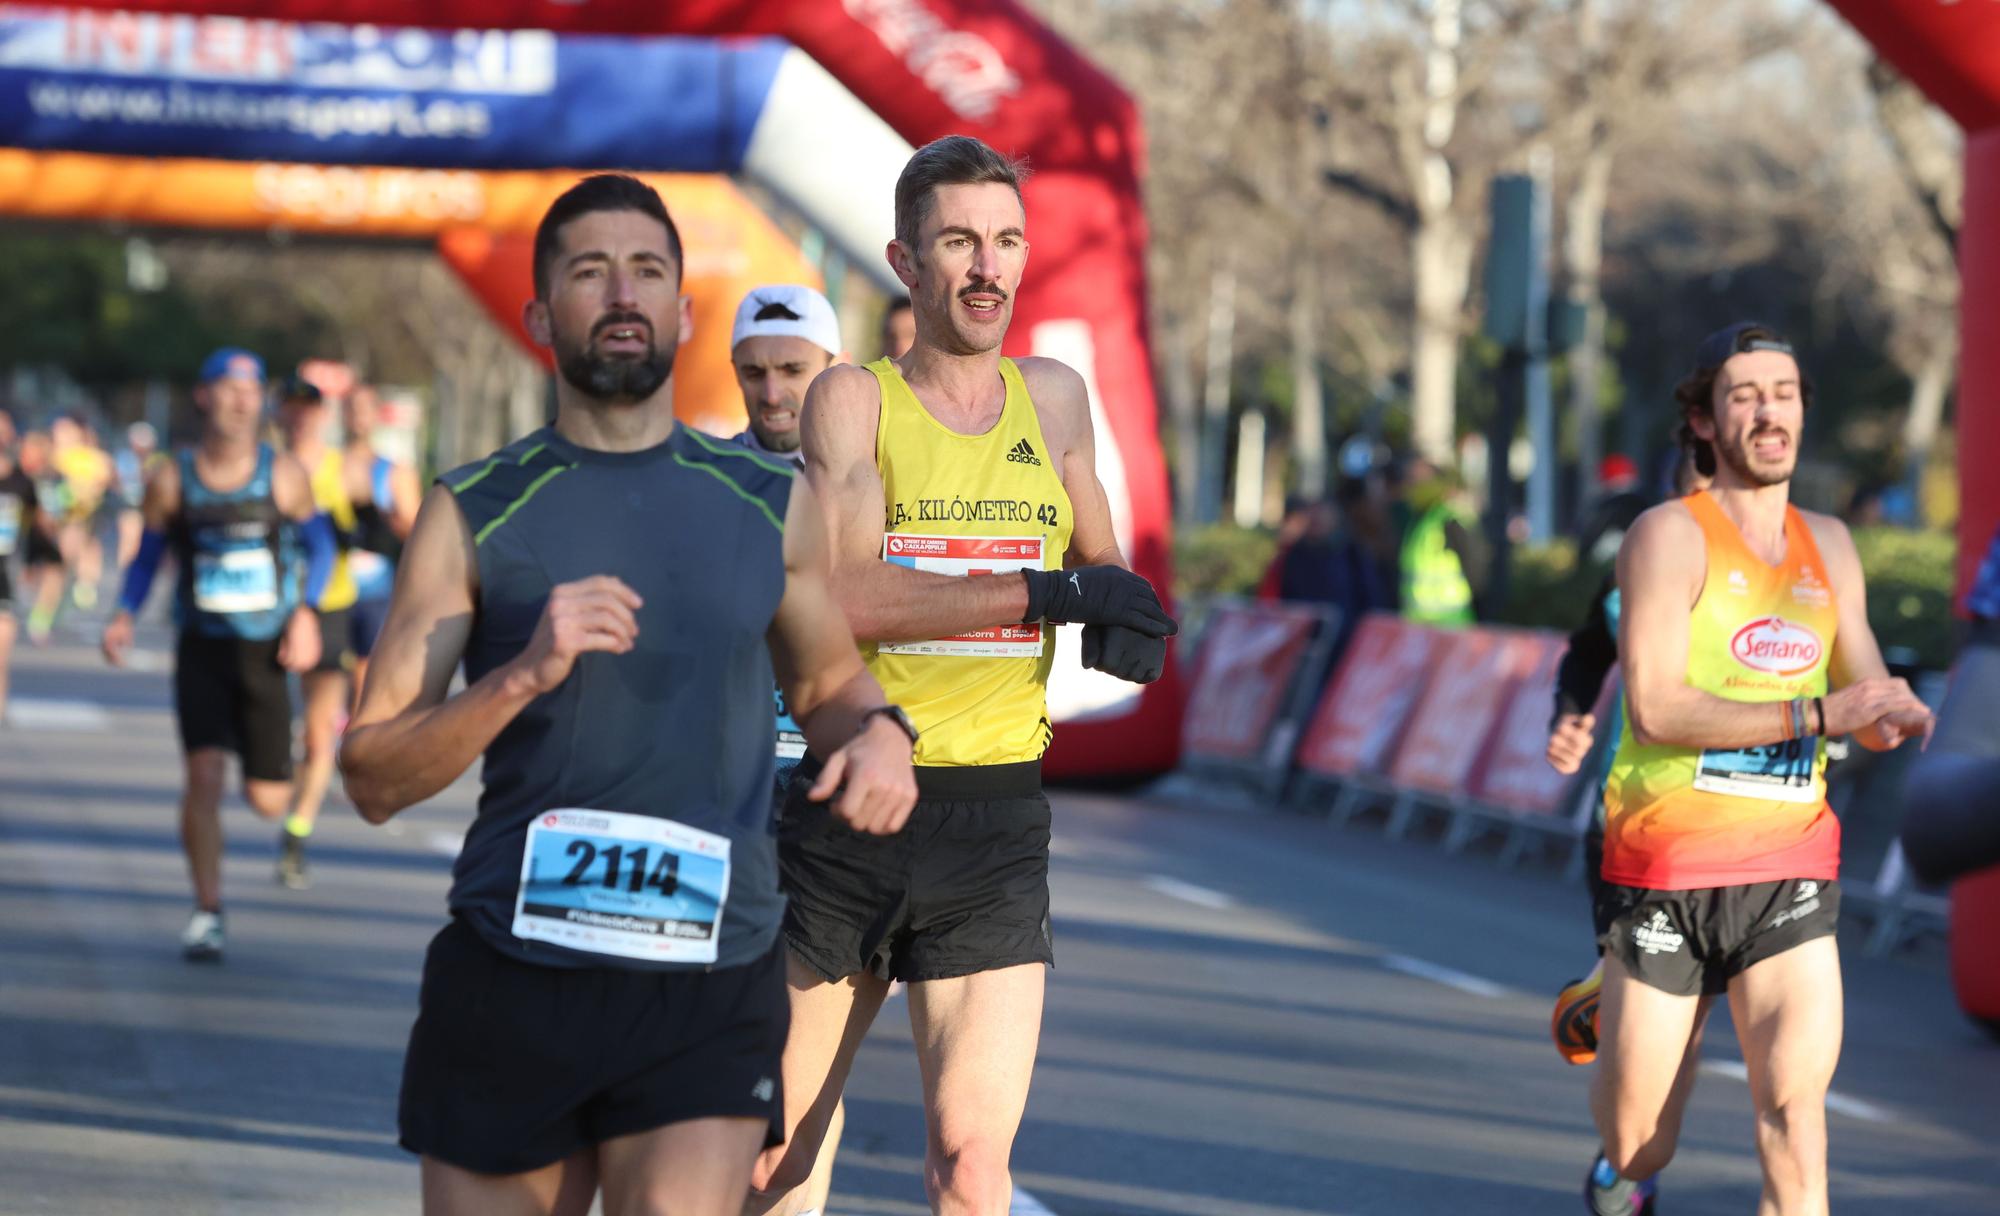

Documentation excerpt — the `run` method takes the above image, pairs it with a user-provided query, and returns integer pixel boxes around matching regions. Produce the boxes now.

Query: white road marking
[5,697,111,731]
[1011,1186,1059,1216]
[123,649,171,673]
[1144,875,1235,909]
[1381,954,1509,999]
[1699,1059,1890,1124]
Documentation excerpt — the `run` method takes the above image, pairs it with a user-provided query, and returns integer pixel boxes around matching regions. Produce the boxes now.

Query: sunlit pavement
[3,628,1996,1215]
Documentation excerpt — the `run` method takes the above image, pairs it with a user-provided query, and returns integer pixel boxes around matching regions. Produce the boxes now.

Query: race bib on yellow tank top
[865,357,1074,767]
[882,534,1046,657]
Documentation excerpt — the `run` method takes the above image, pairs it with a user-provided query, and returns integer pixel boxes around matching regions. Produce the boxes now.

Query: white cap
[731,284,841,358]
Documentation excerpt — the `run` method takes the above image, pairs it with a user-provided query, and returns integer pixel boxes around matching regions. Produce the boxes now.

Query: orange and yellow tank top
[866,356,1073,767]
[1602,491,1841,889]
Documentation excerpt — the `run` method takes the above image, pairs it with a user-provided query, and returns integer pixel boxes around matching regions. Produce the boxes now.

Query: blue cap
[1694,322,1793,373]
[198,347,265,385]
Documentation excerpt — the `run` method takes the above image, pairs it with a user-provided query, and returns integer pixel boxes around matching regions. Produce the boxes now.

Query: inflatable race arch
[0,1,1179,776]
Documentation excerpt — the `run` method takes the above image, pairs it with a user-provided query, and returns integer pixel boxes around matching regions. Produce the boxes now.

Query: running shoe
[277,831,311,891]
[1553,959,1603,1065]
[71,581,97,611]
[180,909,224,962]
[1584,1152,1657,1214]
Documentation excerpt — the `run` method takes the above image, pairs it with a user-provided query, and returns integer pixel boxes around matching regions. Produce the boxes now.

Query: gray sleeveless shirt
[440,425,792,971]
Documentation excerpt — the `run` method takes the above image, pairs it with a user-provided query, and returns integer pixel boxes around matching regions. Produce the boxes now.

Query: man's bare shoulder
[806,363,881,415]
[1012,356,1090,453]
[1623,498,1704,561]
[1795,506,1857,560]
[1013,356,1087,413]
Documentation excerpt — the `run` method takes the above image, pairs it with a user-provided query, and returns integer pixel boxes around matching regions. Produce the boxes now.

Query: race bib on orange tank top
[1601,492,1842,889]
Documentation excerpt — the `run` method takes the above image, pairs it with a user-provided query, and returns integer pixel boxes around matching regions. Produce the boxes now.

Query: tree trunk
[1409,220,1471,465]
[1200,259,1237,526]
[1163,310,1202,525]
[1232,408,1266,529]
[1903,335,1956,526]
[1408,0,1465,468]
[1564,136,1613,513]
[1290,261,1325,498]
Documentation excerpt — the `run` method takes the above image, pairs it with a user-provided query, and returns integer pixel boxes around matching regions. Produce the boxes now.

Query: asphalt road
[2,622,1996,1215]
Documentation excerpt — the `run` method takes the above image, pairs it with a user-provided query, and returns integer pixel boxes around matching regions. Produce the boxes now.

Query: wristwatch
[859,704,920,747]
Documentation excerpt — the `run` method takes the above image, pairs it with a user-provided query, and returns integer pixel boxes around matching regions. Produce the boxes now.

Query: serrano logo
[1730,616,1823,676]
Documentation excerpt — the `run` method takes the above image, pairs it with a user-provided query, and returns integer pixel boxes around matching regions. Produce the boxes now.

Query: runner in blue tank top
[102,347,335,961]
[338,175,917,1216]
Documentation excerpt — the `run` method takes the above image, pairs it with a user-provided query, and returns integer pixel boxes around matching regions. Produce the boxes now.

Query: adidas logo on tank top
[1006,438,1041,466]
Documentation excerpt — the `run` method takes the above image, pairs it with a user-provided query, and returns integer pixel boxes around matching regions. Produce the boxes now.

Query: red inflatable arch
[52,0,1180,777]
[1827,0,2000,1027]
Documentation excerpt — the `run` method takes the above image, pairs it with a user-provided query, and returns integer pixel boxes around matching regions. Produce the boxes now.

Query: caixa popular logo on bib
[1730,616,1823,676]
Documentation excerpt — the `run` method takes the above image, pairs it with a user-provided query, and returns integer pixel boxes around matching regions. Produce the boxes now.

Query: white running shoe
[181,910,224,962]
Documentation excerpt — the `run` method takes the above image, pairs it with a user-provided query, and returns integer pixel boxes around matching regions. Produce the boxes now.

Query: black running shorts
[779,758,1053,983]
[173,631,294,782]
[350,594,391,659]
[1596,877,1840,997]
[306,606,355,675]
[0,560,13,612]
[399,919,789,1176]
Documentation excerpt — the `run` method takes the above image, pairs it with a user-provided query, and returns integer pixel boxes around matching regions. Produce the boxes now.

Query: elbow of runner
[336,731,403,825]
[1624,696,1668,749]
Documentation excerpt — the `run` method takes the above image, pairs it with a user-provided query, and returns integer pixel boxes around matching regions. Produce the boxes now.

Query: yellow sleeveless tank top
[1602,491,1841,889]
[866,356,1074,767]
[310,448,358,612]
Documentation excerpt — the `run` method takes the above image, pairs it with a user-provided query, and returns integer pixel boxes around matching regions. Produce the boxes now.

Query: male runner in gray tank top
[339,174,918,1216]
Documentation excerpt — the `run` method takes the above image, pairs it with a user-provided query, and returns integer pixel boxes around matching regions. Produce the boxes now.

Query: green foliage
[1493,527,1959,670]
[1174,522,1277,601]
[1494,538,1603,632]
[1852,527,1956,670]
[0,229,308,392]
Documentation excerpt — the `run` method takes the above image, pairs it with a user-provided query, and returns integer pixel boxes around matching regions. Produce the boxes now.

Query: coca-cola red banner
[1295,616,1446,780]
[1180,603,1324,764]
[1387,629,1551,798]
[1466,639,1578,816]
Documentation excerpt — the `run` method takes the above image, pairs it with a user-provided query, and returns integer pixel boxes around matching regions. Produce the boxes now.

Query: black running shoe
[277,831,311,891]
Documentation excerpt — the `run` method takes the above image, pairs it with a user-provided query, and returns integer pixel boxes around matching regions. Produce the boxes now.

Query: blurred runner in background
[879,296,916,359]
[20,429,68,644]
[0,411,56,723]
[115,421,163,569]
[275,373,359,891]
[103,347,330,961]
[50,415,112,613]
[341,384,421,703]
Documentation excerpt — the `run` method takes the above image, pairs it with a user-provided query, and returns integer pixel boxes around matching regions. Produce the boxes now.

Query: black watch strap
[859,704,920,746]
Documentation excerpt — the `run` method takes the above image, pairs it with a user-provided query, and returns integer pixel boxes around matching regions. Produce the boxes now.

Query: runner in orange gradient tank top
[1580,323,1933,1216]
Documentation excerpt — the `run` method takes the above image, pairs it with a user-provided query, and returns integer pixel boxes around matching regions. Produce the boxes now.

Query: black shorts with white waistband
[778,757,1053,984]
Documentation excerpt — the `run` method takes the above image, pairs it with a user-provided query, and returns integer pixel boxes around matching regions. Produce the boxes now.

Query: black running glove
[1021,566,1178,637]
[1082,623,1169,684]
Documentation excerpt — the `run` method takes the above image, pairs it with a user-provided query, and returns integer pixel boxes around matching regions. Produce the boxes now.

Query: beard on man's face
[1715,426,1796,488]
[552,312,674,403]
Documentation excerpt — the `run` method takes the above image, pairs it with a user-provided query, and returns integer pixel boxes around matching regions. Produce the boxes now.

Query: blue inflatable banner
[0,6,786,171]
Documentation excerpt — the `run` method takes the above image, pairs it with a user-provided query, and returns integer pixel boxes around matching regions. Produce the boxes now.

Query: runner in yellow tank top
[276,375,359,890]
[1583,323,1933,1216]
[863,353,1074,765]
[749,137,1178,1216]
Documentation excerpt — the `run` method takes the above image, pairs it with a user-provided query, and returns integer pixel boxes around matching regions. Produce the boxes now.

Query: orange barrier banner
[1464,637,1581,815]
[0,147,758,237]
[1180,603,1328,763]
[1386,629,1553,798]
[1295,615,1446,779]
